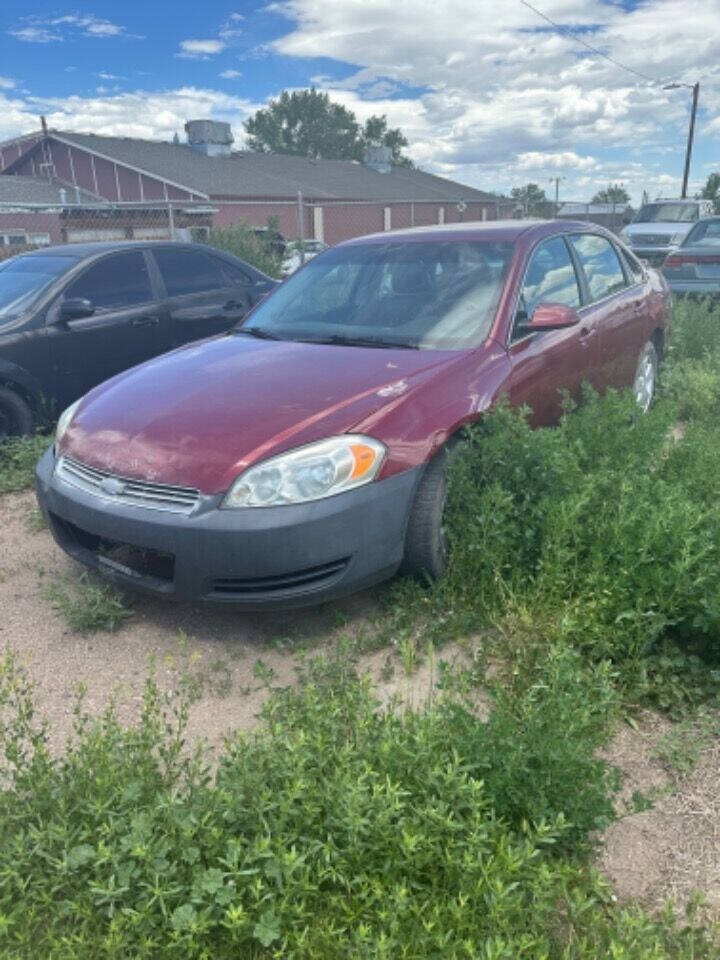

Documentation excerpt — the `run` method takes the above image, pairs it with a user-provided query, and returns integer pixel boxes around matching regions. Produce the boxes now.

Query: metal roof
[0,174,98,205]
[49,130,503,203]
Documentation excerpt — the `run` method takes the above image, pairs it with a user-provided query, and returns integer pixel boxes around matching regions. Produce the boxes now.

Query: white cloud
[516,151,599,172]
[220,70,243,79]
[10,27,63,43]
[0,86,261,146]
[267,0,720,202]
[178,39,226,59]
[0,77,15,90]
[9,15,132,43]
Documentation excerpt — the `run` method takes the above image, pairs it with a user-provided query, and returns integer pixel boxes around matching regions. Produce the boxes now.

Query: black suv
[0,241,277,437]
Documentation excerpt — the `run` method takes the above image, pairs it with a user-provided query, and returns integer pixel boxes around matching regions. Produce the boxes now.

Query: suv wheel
[0,387,34,440]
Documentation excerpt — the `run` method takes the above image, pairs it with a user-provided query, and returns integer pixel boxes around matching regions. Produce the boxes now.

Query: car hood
[61,334,459,494]
[626,222,693,238]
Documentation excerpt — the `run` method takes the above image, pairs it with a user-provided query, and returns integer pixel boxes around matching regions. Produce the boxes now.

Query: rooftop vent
[184,119,234,157]
[363,145,393,173]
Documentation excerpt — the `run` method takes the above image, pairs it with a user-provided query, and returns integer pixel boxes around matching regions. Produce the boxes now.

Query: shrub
[0,648,712,958]
[201,220,282,278]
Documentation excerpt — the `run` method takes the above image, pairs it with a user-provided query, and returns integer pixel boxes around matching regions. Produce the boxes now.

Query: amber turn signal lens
[350,443,378,479]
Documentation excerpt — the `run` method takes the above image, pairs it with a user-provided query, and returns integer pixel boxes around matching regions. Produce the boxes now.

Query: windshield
[241,239,514,350]
[0,255,77,323]
[683,219,720,246]
[633,203,699,224]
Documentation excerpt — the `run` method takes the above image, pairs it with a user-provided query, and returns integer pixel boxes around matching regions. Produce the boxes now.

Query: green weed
[0,648,714,958]
[45,573,132,634]
[0,434,50,494]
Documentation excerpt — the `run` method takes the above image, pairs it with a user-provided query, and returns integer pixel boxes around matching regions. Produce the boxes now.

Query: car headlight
[619,229,631,242]
[222,435,386,508]
[55,397,83,445]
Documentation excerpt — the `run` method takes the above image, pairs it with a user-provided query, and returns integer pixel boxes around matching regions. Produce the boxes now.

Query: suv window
[518,236,581,330]
[570,235,627,302]
[64,252,153,310]
[154,248,229,297]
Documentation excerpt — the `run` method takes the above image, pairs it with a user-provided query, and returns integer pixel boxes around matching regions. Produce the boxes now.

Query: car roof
[341,219,606,246]
[18,240,226,260]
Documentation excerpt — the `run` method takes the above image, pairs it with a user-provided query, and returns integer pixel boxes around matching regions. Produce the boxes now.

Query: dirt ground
[1,487,718,919]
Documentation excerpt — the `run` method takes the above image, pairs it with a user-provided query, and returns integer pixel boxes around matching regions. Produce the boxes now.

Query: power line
[517,0,666,85]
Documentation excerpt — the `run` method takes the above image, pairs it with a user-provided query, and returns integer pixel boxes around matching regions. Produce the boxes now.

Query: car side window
[64,252,153,311]
[570,234,627,302]
[218,259,252,286]
[153,248,229,297]
[515,237,581,338]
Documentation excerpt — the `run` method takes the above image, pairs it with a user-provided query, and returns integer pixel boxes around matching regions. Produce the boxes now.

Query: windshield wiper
[295,334,420,350]
[235,326,285,341]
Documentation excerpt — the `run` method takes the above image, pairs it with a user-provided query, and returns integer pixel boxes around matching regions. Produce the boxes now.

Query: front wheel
[633,341,658,413]
[402,449,451,580]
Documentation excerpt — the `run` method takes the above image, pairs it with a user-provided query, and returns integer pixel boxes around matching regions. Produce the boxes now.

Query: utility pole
[549,177,565,218]
[682,82,700,199]
[663,81,700,199]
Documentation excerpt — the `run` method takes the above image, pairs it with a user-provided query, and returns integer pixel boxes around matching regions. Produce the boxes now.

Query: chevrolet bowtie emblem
[100,477,126,496]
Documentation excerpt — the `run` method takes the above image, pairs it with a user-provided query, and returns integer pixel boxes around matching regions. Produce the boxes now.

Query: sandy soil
[0,490,483,753]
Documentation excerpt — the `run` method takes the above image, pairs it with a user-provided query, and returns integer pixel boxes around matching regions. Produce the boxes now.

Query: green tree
[243,88,413,165]
[591,184,630,204]
[510,183,553,217]
[700,172,720,213]
[360,114,413,167]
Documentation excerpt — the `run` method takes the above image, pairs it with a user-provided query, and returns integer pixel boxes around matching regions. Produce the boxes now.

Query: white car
[281,239,328,276]
[619,198,714,266]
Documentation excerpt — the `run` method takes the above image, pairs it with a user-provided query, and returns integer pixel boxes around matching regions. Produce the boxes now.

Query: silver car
[661,216,720,298]
[619,198,714,266]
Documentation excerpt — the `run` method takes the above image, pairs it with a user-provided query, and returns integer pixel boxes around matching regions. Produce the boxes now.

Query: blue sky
[1,0,718,204]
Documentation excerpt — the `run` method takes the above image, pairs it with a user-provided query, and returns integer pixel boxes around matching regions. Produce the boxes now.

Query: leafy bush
[396,298,720,711]
[0,433,50,494]
[201,220,282,278]
[0,649,713,959]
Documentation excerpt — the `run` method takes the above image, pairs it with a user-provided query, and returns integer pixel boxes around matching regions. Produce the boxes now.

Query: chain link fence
[6,193,636,270]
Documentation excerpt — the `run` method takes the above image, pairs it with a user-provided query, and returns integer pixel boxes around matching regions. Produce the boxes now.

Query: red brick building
[0,120,512,246]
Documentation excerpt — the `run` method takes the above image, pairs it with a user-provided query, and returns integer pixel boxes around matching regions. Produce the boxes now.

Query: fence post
[410,201,415,227]
[296,191,306,266]
[167,202,175,241]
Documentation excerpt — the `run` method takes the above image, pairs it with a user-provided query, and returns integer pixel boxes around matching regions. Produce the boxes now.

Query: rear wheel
[633,341,658,413]
[0,387,34,441]
[402,448,452,580]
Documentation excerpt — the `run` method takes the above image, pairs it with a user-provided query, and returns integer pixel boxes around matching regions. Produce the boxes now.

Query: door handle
[223,299,246,310]
[578,324,596,343]
[132,316,160,327]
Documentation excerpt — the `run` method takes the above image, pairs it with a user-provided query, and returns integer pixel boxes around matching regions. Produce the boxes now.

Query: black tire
[0,387,34,440]
[402,448,451,580]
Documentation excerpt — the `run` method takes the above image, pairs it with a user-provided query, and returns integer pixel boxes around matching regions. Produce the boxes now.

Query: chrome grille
[634,234,671,246]
[57,455,201,515]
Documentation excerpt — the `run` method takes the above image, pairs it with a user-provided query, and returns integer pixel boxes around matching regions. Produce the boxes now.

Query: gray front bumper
[36,446,423,608]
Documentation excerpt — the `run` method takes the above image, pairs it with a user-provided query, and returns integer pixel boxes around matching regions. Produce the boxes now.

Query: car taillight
[664,253,720,267]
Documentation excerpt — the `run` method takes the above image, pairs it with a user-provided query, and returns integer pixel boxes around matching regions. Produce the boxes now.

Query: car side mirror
[60,297,95,321]
[528,302,580,331]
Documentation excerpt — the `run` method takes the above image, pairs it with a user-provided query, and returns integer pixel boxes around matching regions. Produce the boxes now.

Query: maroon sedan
[36,221,669,607]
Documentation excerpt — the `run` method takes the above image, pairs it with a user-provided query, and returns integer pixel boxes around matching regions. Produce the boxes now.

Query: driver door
[46,250,166,408]
[507,235,600,425]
